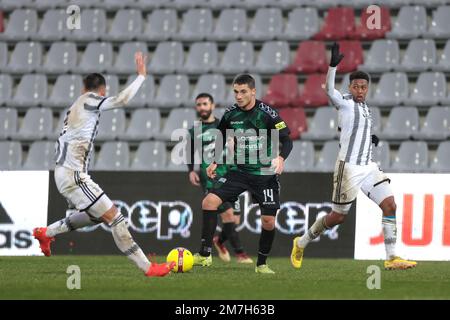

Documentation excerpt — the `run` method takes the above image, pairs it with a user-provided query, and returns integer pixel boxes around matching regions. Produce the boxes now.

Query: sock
[297,216,329,248]
[382,215,397,260]
[110,213,150,273]
[46,211,102,237]
[228,223,244,254]
[257,228,275,266]
[199,210,218,257]
[218,224,228,244]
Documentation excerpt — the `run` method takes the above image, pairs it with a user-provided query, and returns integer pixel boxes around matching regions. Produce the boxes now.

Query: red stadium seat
[0,11,4,33]
[262,73,299,109]
[349,6,391,40]
[278,107,307,140]
[295,74,328,108]
[313,7,355,40]
[336,41,364,73]
[285,41,328,74]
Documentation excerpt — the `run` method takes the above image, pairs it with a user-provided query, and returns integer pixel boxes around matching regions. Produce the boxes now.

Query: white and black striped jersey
[326,67,372,165]
[55,75,145,172]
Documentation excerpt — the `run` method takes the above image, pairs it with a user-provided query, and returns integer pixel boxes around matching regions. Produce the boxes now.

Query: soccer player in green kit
[187,93,253,264]
[193,75,293,274]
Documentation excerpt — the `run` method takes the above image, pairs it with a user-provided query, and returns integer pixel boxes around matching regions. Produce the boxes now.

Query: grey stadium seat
[102,9,143,41]
[213,108,225,119]
[239,0,275,9]
[379,107,419,140]
[398,39,436,72]
[430,141,450,172]
[47,75,83,108]
[23,141,55,170]
[170,0,207,10]
[315,141,340,173]
[404,72,446,107]
[250,41,290,74]
[138,9,177,41]
[359,40,400,73]
[208,9,246,42]
[94,142,130,171]
[243,8,283,41]
[190,74,227,107]
[100,0,136,10]
[4,42,42,74]
[148,41,184,74]
[207,0,241,9]
[0,108,18,140]
[154,108,196,141]
[370,106,382,136]
[433,40,450,72]
[109,42,148,74]
[0,9,38,41]
[386,6,427,39]
[8,74,48,108]
[33,9,69,41]
[105,75,119,96]
[425,6,450,39]
[225,74,263,105]
[180,42,218,74]
[391,141,428,173]
[301,107,339,141]
[13,108,53,140]
[284,141,315,172]
[0,141,22,170]
[0,42,7,70]
[173,9,213,41]
[278,0,312,9]
[96,109,126,141]
[67,9,107,41]
[368,72,408,107]
[214,41,255,74]
[372,140,390,170]
[413,106,450,140]
[131,141,167,171]
[33,0,68,10]
[120,108,161,140]
[0,0,33,11]
[37,42,77,74]
[154,75,190,108]
[0,74,13,106]
[135,0,169,9]
[124,74,155,108]
[278,7,320,41]
[75,42,113,73]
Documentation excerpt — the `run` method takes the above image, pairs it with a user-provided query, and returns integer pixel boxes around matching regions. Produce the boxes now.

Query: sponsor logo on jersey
[275,121,286,130]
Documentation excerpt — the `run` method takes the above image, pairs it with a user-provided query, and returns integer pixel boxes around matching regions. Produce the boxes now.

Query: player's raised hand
[189,171,201,186]
[135,51,147,77]
[206,162,218,179]
[330,42,344,67]
[272,156,285,175]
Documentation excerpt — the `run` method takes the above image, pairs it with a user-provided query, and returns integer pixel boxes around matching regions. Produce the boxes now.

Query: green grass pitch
[0,256,449,300]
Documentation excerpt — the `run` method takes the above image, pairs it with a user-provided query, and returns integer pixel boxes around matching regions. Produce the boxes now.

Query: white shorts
[54,166,113,218]
[332,160,393,214]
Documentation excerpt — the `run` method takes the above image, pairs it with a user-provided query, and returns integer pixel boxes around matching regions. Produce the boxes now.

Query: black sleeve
[187,128,195,172]
[279,134,293,160]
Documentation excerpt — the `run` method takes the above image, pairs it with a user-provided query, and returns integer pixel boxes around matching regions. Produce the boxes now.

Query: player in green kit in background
[187,93,253,264]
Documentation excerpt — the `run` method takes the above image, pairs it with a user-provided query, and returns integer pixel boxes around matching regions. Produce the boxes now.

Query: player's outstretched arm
[326,43,346,108]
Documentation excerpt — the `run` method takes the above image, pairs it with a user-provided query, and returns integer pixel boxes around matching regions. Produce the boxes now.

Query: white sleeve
[325,66,346,109]
[98,75,145,111]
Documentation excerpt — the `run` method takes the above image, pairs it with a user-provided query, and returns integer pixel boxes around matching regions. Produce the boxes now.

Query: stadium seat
[398,39,436,72]
[33,9,69,41]
[0,0,31,11]
[213,108,225,119]
[148,41,184,75]
[368,72,409,107]
[313,7,355,40]
[0,108,18,140]
[124,74,155,108]
[0,9,37,41]
[413,106,450,140]
[33,0,68,10]
[359,39,400,73]
[370,106,381,136]
[379,107,419,140]
[14,108,53,140]
[120,108,161,141]
[4,42,42,74]
[424,6,450,38]
[109,42,148,74]
[102,9,143,41]
[404,72,446,107]
[250,41,290,74]
[285,41,328,74]
[278,108,307,140]
[301,107,338,140]
[180,42,219,74]
[349,6,391,40]
[94,141,130,171]
[0,141,22,170]
[278,0,308,9]
[214,41,254,74]
[173,8,213,41]
[243,8,283,41]
[336,41,364,73]
[284,141,315,172]
[170,0,206,9]
[191,74,227,107]
[100,0,136,10]
[279,8,319,41]
[67,9,107,42]
[47,75,83,109]
[295,74,329,108]
[131,141,167,171]
[154,75,190,108]
[49,109,68,140]
[8,74,48,108]
[225,74,263,105]
[0,74,12,106]
[386,6,427,39]
[433,40,450,72]
[154,108,196,140]
[135,0,169,9]
[104,75,119,96]
[315,140,340,172]
[96,109,126,141]
[37,42,77,74]
[0,42,6,70]
[138,9,177,41]
[68,0,96,8]
[75,42,113,74]
[23,141,55,170]
[239,0,275,9]
[208,8,246,41]
[391,141,428,173]
[372,140,390,170]
[430,141,450,172]
[262,74,299,109]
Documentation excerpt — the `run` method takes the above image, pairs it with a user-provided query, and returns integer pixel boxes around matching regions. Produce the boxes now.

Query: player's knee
[261,216,275,230]
[380,197,396,215]
[329,211,346,226]
[202,194,221,210]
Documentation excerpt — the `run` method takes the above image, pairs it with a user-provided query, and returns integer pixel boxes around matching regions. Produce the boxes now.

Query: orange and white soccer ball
[166,247,194,273]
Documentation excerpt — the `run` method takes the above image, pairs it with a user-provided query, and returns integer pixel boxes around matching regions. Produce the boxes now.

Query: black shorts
[204,187,240,215]
[209,170,280,216]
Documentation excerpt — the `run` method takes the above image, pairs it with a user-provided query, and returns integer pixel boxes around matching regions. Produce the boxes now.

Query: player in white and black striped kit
[291,43,417,270]
[33,52,175,277]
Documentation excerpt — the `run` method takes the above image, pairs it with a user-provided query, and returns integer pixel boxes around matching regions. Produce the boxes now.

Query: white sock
[297,216,328,248]
[382,215,397,260]
[46,219,70,237]
[110,214,151,273]
[46,211,102,237]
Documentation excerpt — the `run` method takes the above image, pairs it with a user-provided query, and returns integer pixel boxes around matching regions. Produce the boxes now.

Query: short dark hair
[83,73,106,91]
[232,74,255,89]
[195,92,214,104]
[349,71,370,83]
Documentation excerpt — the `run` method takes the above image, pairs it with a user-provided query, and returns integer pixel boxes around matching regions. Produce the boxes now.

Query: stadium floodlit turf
[0,256,449,300]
